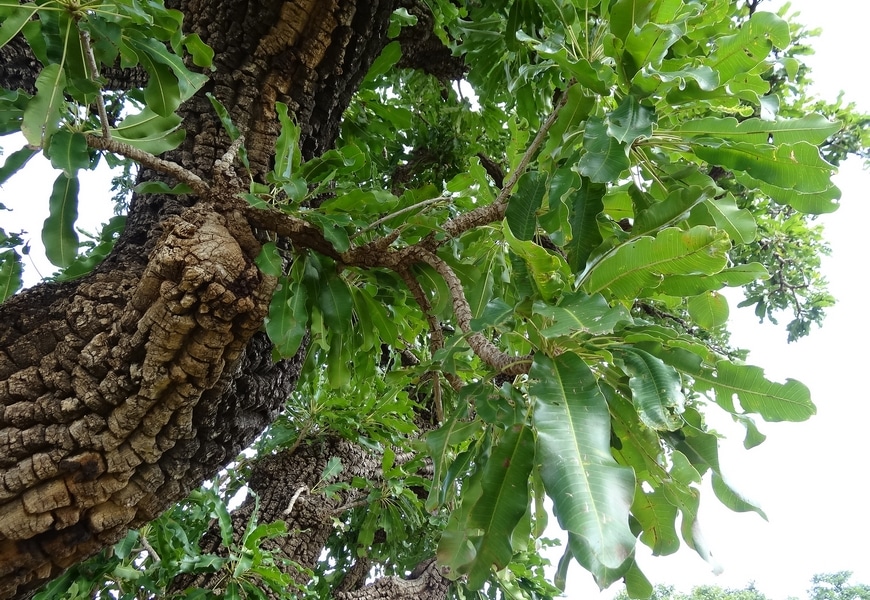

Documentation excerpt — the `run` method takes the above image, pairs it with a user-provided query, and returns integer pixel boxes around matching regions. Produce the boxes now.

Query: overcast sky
[2,1,868,598]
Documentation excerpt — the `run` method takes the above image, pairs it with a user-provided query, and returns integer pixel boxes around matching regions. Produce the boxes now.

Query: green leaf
[137,51,182,117]
[530,353,636,574]
[565,178,605,272]
[182,33,214,68]
[42,173,79,268]
[632,185,712,237]
[686,291,729,329]
[503,222,571,301]
[21,63,66,147]
[533,290,631,339]
[693,141,834,194]
[47,131,90,176]
[266,274,308,358]
[464,424,536,589]
[657,263,769,296]
[0,2,40,50]
[130,36,208,105]
[206,92,240,141]
[675,114,841,146]
[425,416,483,511]
[0,146,38,185]
[711,473,767,520]
[365,40,402,81]
[706,11,789,83]
[751,177,841,215]
[607,96,655,144]
[133,181,193,195]
[578,116,630,183]
[273,102,302,181]
[0,250,23,303]
[631,488,679,556]
[254,241,283,277]
[616,347,684,431]
[505,171,546,240]
[111,108,185,154]
[696,361,815,422]
[692,194,757,244]
[584,226,730,298]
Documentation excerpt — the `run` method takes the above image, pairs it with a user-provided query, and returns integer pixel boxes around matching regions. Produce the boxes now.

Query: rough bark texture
[0,1,398,597]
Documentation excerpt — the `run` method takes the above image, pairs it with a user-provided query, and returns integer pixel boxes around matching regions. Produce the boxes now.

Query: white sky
[1,0,869,598]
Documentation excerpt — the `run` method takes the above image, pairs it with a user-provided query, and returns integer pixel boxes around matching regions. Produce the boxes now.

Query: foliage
[1,0,869,599]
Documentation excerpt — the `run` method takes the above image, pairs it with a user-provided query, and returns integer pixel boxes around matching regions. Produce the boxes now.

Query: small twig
[282,485,309,516]
[352,195,449,239]
[140,536,160,562]
[438,87,572,242]
[409,247,531,375]
[398,266,446,422]
[214,133,246,180]
[328,498,371,516]
[285,421,311,457]
[78,28,111,139]
[86,134,211,196]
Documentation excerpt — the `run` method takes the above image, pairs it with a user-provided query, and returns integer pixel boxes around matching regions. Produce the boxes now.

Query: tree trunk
[0,1,404,597]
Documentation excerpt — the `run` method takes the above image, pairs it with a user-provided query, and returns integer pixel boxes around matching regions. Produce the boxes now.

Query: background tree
[0,0,867,599]
[613,572,870,600]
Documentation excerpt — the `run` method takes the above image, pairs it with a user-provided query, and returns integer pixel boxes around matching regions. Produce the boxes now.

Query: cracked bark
[0,1,401,597]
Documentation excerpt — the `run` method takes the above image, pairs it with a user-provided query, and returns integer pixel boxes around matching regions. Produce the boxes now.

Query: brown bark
[0,1,397,597]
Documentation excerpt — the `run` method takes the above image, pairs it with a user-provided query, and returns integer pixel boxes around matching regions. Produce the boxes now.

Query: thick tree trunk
[0,1,399,597]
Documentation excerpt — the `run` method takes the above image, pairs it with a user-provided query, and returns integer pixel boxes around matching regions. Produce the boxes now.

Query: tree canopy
[0,0,867,599]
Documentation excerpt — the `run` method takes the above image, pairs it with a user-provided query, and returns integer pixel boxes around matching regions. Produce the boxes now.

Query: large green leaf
[533,290,631,339]
[530,353,636,575]
[578,116,630,183]
[693,141,834,194]
[565,178,605,272]
[657,263,769,296]
[615,347,684,431]
[426,416,484,511]
[711,473,767,520]
[691,194,757,244]
[21,63,66,147]
[0,250,23,303]
[675,114,841,146]
[503,222,571,301]
[0,1,40,50]
[42,173,79,268]
[706,10,789,82]
[111,108,185,154]
[686,291,729,329]
[749,176,841,215]
[47,130,90,176]
[696,360,815,422]
[265,273,308,359]
[631,488,680,556]
[505,171,546,240]
[463,424,536,589]
[607,95,655,145]
[273,102,302,181]
[0,146,38,185]
[584,226,730,298]
[633,185,712,237]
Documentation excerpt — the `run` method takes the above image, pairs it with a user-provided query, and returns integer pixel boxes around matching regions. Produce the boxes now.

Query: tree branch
[86,135,210,196]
